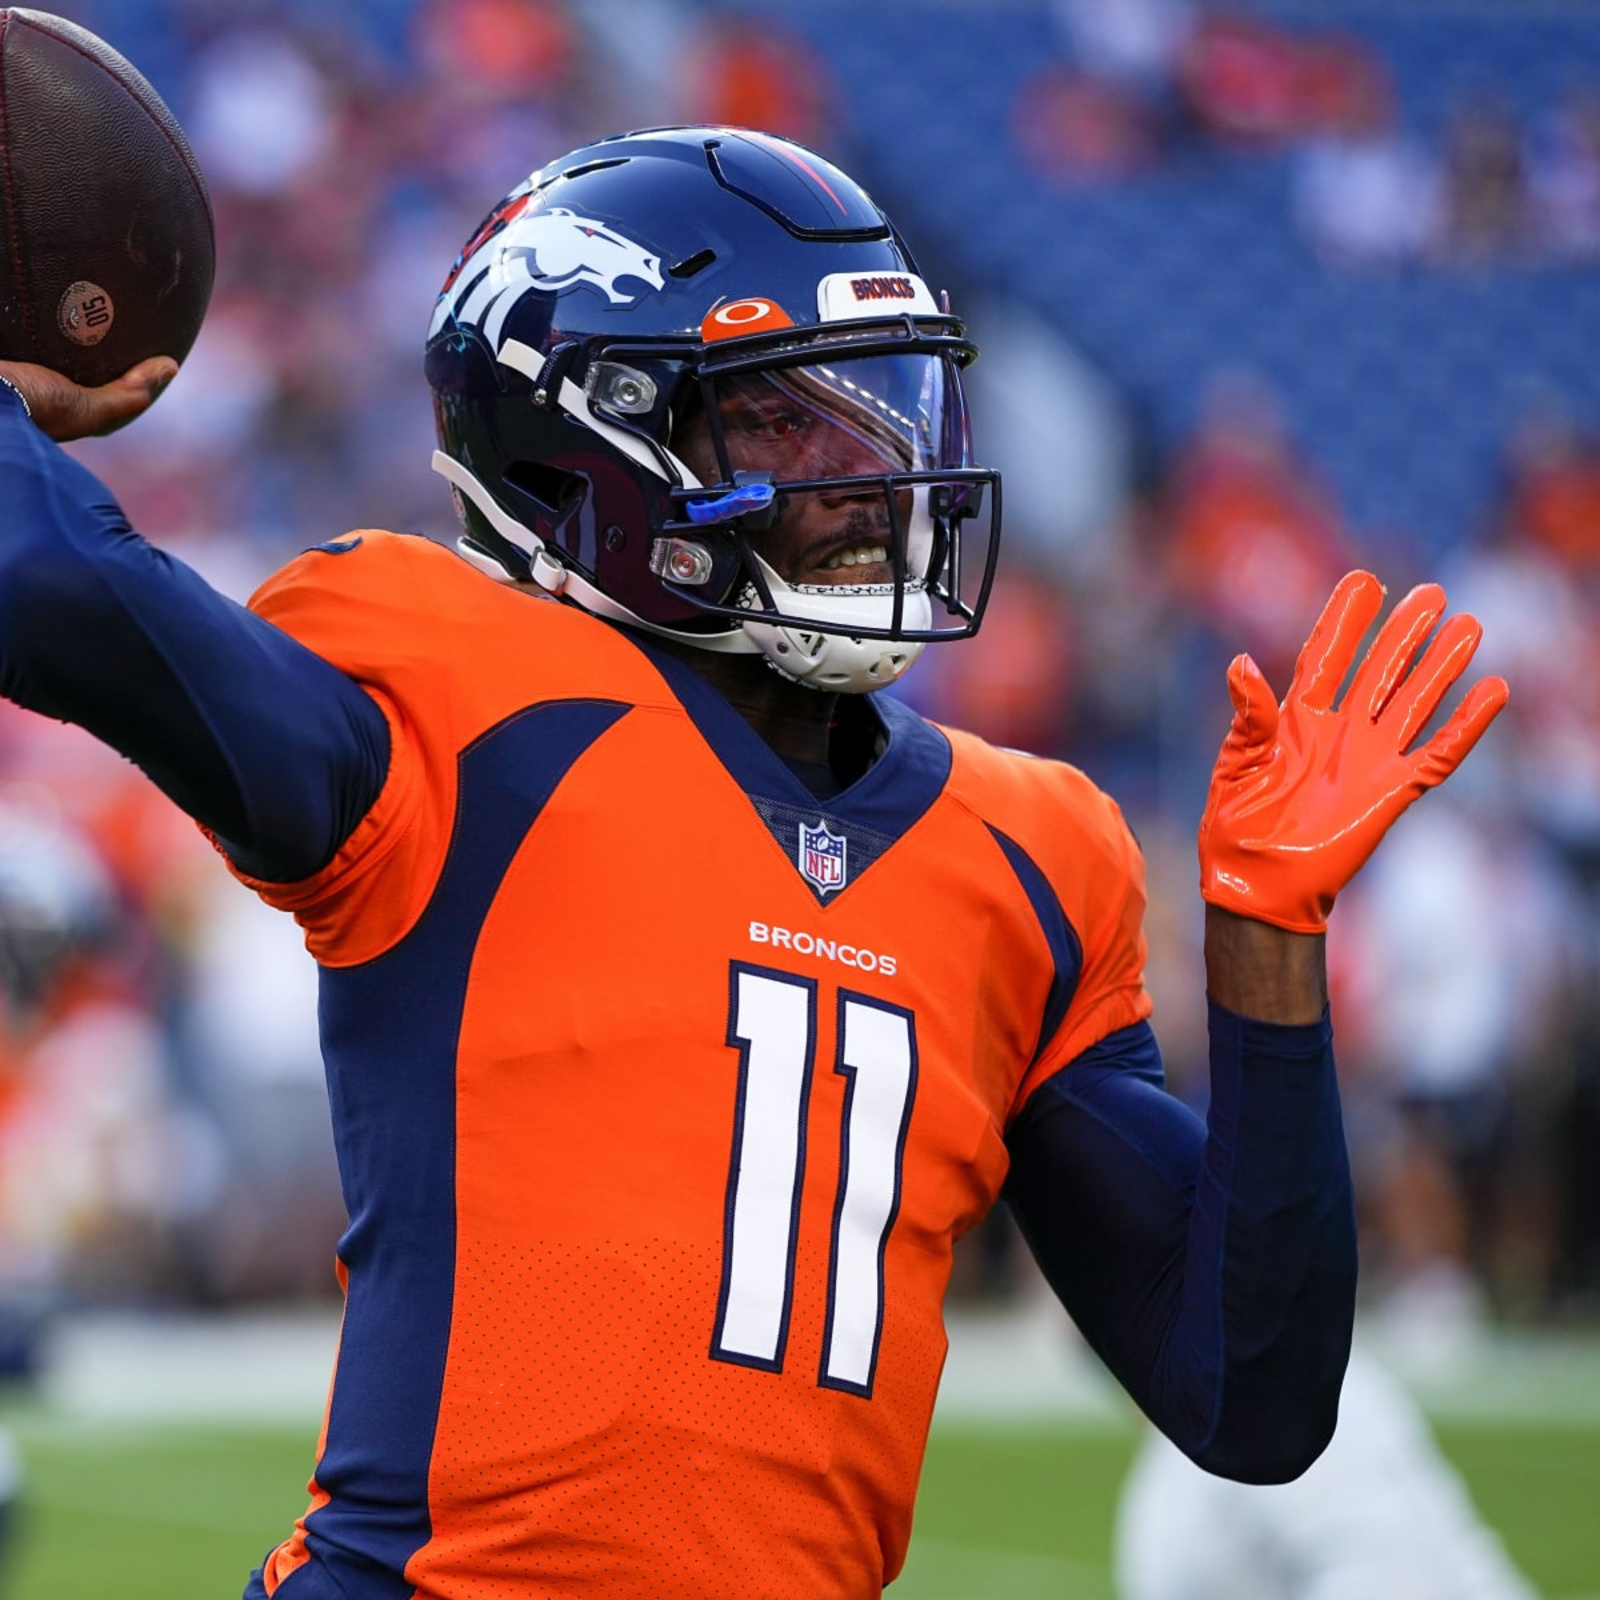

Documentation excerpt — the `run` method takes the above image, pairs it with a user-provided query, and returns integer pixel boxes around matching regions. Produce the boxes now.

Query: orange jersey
[240,531,1152,1600]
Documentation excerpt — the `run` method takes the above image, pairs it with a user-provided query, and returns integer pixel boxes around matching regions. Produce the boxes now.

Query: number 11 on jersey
[713,963,919,1397]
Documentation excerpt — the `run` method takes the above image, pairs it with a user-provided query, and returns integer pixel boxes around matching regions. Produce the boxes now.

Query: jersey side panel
[300,698,632,1598]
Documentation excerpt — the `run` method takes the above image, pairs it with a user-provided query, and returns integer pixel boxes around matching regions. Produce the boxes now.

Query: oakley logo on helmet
[430,203,665,342]
[702,297,796,342]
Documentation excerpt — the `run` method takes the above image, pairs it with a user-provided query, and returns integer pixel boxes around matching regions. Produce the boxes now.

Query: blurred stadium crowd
[2,0,1598,1372]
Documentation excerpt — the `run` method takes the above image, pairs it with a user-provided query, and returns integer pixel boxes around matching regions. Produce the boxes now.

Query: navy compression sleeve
[1004,1003,1356,1483]
[0,387,388,881]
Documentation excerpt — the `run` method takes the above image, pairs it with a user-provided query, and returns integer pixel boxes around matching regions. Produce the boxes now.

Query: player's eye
[727,406,811,441]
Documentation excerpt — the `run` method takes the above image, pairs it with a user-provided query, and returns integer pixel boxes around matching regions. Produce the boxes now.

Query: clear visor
[698,351,969,483]
[658,345,998,643]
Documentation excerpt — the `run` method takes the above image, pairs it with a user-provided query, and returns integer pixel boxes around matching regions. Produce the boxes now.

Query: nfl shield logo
[798,819,848,894]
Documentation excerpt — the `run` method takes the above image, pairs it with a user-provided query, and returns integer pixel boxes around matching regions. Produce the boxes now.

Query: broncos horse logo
[430,196,666,346]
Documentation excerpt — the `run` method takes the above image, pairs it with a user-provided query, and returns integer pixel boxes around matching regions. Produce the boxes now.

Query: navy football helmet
[424,126,1000,692]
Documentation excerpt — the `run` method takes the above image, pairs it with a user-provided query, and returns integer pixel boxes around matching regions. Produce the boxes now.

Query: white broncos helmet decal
[429,197,666,347]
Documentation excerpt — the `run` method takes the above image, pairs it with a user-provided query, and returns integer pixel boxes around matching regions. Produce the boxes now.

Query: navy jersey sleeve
[1004,1002,1356,1484]
[0,387,388,881]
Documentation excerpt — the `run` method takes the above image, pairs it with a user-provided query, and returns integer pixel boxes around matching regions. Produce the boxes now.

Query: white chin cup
[739,567,933,692]
[739,487,944,691]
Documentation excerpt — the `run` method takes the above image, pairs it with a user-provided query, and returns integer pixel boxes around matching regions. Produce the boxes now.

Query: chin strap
[430,450,758,655]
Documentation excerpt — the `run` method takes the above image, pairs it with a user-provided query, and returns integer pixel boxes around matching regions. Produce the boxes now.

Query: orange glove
[1198,570,1510,933]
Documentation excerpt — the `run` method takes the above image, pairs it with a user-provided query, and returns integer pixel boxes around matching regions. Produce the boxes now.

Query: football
[0,8,213,388]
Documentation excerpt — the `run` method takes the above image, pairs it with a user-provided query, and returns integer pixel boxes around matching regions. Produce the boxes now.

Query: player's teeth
[822,545,888,569]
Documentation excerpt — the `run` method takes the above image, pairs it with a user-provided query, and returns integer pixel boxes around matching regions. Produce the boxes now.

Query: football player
[0,127,1506,1600]
[1114,1344,1541,1600]
[0,799,134,1580]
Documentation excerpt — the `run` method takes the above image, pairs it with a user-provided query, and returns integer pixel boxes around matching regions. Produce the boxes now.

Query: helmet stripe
[742,130,850,215]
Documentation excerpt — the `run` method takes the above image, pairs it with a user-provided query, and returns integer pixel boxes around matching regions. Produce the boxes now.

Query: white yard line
[33,1306,339,1425]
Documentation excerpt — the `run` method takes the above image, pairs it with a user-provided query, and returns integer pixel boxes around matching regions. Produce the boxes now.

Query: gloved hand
[1198,570,1510,934]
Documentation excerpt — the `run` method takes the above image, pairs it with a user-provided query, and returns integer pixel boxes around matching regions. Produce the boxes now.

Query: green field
[0,1407,1594,1599]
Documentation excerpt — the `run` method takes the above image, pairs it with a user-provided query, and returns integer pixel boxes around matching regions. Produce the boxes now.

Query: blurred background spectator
[1291,65,1442,269]
[0,794,221,1322]
[6,0,1598,1369]
[1175,11,1386,151]
[674,14,842,147]
[1435,88,1535,264]
[1160,366,1357,689]
[1529,81,1600,262]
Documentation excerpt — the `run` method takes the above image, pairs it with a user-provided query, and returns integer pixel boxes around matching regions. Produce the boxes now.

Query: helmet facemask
[641,333,999,691]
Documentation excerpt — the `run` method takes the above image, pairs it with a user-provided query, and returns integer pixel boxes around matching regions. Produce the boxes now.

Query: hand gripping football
[0,8,214,388]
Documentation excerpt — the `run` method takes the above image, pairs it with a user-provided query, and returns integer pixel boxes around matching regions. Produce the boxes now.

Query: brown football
[0,8,214,387]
